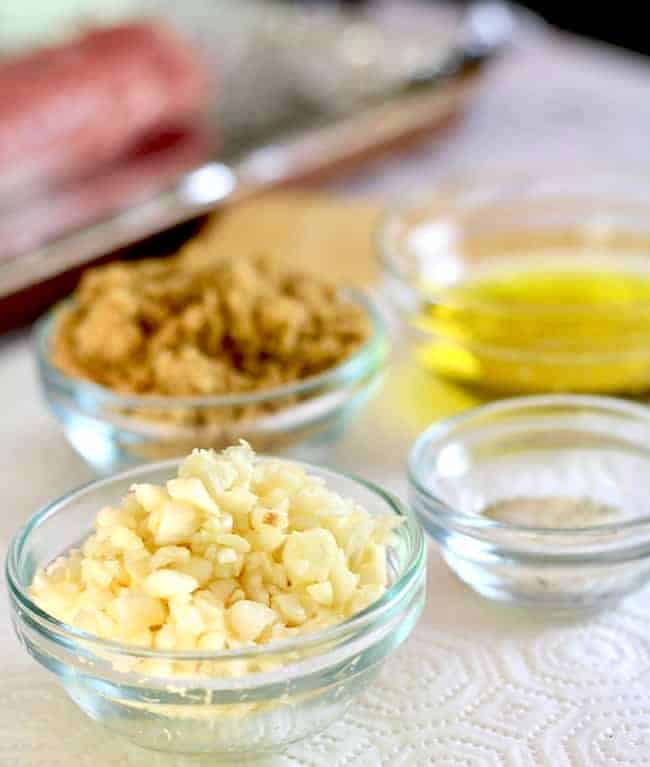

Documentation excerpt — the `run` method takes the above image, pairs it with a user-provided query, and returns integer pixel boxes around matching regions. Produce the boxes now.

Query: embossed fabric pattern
[4,550,650,766]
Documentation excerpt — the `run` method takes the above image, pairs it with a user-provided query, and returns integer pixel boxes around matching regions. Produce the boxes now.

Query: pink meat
[0,21,209,196]
[0,124,209,260]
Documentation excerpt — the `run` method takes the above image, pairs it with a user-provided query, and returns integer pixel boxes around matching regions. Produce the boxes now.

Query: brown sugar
[52,250,370,404]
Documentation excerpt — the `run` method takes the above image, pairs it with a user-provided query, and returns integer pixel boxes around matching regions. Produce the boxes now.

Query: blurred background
[2,1,648,54]
[515,4,648,53]
[303,1,648,54]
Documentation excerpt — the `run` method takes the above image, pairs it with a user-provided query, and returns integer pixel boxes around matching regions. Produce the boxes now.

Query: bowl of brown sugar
[36,245,386,473]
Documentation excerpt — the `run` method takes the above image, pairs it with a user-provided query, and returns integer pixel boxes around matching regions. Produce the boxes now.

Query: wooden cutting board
[192,192,384,287]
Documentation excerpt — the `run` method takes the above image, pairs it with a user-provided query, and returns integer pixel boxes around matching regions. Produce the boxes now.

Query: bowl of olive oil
[379,173,650,394]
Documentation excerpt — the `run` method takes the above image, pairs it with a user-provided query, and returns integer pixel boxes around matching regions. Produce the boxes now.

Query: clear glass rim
[34,289,387,409]
[408,393,650,537]
[7,456,425,664]
[376,170,650,315]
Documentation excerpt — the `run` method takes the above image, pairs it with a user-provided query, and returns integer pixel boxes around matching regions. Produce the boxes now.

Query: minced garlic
[30,443,397,657]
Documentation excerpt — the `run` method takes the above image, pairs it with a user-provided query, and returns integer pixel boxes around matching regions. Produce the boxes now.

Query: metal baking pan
[0,0,514,306]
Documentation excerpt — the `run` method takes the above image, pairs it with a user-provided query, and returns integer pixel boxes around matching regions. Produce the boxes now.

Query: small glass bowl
[6,458,425,758]
[379,172,650,395]
[35,290,387,474]
[409,394,650,610]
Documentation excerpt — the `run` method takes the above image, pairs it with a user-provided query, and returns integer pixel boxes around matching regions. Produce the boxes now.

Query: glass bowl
[379,172,650,395]
[409,394,650,610]
[6,458,425,759]
[35,290,387,474]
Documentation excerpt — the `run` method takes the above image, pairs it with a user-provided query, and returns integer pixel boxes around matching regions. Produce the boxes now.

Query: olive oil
[414,257,650,393]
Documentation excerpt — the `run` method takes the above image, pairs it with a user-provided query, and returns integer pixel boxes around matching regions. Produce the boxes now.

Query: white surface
[3,331,650,767]
[4,26,650,767]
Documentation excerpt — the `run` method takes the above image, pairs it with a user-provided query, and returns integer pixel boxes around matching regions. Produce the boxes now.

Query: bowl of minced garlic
[35,246,386,473]
[7,442,425,756]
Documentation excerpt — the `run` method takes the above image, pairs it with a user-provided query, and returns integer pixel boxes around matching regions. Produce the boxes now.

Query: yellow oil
[415,258,650,394]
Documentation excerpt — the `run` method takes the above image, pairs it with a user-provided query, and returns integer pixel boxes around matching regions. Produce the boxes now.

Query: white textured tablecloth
[3,331,650,767]
[4,25,650,767]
